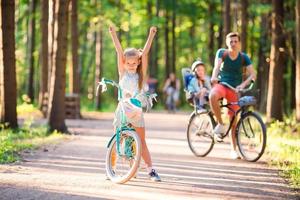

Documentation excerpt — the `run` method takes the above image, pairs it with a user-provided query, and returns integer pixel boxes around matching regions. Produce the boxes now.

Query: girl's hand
[138,49,143,58]
[150,26,157,34]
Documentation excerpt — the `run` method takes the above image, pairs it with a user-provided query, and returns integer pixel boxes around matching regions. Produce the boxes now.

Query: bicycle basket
[123,98,143,122]
[238,96,257,107]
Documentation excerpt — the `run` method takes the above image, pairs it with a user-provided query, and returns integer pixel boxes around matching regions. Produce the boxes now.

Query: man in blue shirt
[209,32,256,159]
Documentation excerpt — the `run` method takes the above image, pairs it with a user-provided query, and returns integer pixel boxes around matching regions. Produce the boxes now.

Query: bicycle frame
[212,81,255,139]
[97,77,157,154]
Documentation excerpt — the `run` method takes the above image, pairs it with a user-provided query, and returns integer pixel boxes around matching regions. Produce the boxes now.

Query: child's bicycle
[186,81,267,162]
[96,78,157,184]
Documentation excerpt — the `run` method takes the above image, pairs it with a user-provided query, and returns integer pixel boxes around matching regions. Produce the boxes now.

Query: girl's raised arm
[142,26,157,55]
[109,26,125,75]
[141,26,157,77]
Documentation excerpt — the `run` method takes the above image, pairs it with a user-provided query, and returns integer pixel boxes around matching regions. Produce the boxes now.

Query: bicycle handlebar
[96,77,158,103]
[219,80,254,94]
[96,78,120,97]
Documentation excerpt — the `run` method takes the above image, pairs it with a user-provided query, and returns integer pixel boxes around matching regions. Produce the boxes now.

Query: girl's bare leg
[133,126,152,168]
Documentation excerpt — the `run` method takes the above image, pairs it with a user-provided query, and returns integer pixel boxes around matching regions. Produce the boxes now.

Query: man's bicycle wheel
[106,130,142,183]
[187,112,215,157]
[236,111,266,162]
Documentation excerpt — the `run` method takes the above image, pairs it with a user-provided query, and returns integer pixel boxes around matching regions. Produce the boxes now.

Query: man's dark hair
[226,32,240,41]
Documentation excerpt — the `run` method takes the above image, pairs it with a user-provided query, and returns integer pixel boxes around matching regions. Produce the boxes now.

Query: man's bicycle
[187,81,266,162]
[96,78,157,183]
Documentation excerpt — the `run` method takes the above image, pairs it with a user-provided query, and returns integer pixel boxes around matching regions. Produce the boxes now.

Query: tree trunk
[27,0,37,103]
[189,19,195,62]
[218,23,223,49]
[241,0,248,52]
[290,35,296,110]
[95,23,103,110]
[39,0,48,112]
[147,0,154,75]
[47,0,69,132]
[0,0,18,128]
[171,0,176,73]
[296,0,300,122]
[48,0,56,96]
[223,0,231,45]
[70,0,79,94]
[151,0,159,78]
[165,9,170,78]
[266,0,285,122]
[208,1,215,65]
[257,6,270,113]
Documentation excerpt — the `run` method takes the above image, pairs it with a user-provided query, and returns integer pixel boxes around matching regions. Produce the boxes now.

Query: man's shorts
[211,83,239,118]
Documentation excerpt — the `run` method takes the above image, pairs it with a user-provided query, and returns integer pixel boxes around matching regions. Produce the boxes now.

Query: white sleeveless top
[119,71,140,98]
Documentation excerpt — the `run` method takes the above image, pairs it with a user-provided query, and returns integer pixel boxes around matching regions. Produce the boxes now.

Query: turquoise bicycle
[97,78,157,183]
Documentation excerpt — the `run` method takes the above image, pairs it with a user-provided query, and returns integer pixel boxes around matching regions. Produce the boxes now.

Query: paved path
[0,112,298,200]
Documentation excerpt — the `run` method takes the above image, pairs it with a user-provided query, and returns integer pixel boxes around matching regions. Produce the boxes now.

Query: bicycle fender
[188,111,197,123]
[107,134,116,148]
[106,127,136,148]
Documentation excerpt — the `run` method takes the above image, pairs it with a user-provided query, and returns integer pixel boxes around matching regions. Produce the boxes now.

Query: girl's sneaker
[148,169,161,182]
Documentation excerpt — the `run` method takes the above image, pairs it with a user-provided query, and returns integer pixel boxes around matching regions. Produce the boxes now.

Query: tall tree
[147,0,154,75]
[208,1,215,65]
[164,8,170,77]
[266,0,285,121]
[171,0,176,73]
[223,0,231,45]
[94,2,103,110]
[189,18,196,61]
[296,0,300,122]
[70,0,79,95]
[47,0,69,132]
[94,27,103,110]
[257,0,271,113]
[27,0,37,103]
[240,0,248,52]
[39,0,49,112]
[0,0,17,128]
[151,0,159,78]
[48,0,56,96]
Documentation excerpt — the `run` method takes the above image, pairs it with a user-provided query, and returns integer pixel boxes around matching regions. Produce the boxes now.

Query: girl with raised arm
[108,25,161,181]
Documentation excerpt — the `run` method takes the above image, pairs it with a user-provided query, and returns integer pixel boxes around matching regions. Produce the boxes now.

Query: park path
[0,112,298,200]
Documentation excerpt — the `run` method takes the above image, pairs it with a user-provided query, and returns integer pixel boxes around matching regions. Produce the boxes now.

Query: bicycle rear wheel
[106,130,142,184]
[236,111,266,162]
[187,112,215,157]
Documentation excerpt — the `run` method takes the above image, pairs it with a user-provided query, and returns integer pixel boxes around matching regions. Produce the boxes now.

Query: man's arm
[236,64,256,90]
[109,26,125,75]
[211,56,222,84]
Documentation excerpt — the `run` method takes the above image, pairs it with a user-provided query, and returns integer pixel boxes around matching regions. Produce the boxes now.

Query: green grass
[0,121,64,164]
[266,117,300,190]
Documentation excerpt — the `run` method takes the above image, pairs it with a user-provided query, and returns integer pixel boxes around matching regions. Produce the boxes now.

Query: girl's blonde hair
[124,48,143,90]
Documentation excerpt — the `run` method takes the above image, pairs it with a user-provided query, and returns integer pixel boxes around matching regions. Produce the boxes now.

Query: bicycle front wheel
[236,111,266,162]
[106,130,142,184]
[187,112,215,157]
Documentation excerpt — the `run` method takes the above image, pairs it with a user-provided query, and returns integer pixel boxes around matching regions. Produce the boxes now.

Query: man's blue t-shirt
[216,48,252,87]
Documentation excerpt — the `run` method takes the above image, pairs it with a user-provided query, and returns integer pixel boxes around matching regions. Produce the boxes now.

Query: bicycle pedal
[214,134,224,142]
